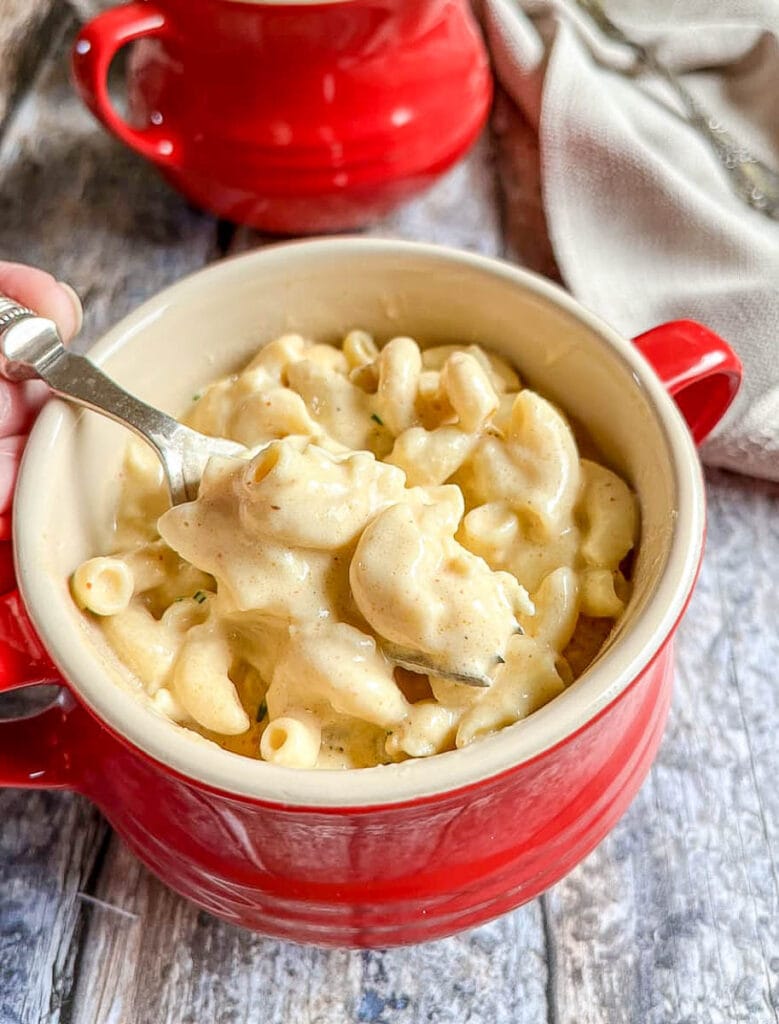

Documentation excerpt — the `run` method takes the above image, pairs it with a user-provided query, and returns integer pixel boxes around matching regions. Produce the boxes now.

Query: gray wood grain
[0,792,105,1024]
[0,16,777,1024]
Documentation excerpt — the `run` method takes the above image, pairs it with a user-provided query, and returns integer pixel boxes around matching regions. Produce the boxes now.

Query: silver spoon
[0,296,245,506]
[382,641,494,688]
[574,0,779,219]
[0,295,499,688]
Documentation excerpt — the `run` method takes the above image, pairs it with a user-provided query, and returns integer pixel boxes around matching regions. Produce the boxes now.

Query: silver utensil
[382,642,494,688]
[0,296,245,506]
[575,0,779,219]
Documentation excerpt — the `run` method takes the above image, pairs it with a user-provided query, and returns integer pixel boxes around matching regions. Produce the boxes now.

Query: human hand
[0,262,83,549]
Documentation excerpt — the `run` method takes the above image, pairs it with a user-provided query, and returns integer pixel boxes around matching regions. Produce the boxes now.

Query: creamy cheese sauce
[71,331,638,769]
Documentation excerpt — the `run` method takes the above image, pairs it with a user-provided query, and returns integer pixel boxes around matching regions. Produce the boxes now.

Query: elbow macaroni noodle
[72,332,638,769]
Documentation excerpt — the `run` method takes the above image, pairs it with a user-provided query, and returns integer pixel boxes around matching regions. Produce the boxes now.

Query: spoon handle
[0,296,197,504]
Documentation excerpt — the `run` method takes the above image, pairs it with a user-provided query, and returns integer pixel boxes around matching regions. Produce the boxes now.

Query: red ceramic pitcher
[71,0,493,234]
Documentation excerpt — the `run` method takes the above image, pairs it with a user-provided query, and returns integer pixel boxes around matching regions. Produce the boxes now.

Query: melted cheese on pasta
[71,332,638,769]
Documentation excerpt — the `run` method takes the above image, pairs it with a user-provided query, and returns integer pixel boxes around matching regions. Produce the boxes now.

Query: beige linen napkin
[483,0,779,480]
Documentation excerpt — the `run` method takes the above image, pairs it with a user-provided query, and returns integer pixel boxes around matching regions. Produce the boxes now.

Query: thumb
[0,262,83,343]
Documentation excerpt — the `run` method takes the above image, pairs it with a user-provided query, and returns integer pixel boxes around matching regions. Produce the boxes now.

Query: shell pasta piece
[387,426,476,487]
[173,625,250,735]
[579,460,638,569]
[269,623,408,730]
[459,391,581,541]
[440,352,499,433]
[350,491,529,681]
[456,636,566,747]
[376,336,422,436]
[100,601,181,693]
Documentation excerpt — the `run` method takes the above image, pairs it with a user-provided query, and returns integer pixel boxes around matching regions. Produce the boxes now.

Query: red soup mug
[2,241,741,947]
[70,0,492,234]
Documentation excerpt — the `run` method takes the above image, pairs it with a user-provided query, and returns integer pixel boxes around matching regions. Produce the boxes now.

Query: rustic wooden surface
[1,10,777,1024]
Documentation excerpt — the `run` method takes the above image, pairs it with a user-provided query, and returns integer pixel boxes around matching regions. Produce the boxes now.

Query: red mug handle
[632,319,742,444]
[0,543,75,789]
[71,1,180,167]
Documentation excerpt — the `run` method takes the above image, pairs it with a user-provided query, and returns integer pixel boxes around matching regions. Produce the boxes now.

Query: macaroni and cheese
[72,331,638,769]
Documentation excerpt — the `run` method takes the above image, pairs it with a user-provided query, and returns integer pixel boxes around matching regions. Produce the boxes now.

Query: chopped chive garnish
[193,590,207,604]
[371,413,384,426]
[256,698,268,722]
[192,392,202,402]
[496,655,506,665]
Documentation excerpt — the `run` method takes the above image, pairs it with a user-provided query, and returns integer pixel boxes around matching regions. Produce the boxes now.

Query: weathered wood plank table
[1,7,777,1023]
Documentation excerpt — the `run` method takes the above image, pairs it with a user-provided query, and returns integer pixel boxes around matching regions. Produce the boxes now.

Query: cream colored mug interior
[15,240,704,807]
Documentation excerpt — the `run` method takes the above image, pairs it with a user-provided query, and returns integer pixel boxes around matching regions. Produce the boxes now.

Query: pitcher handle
[632,319,742,444]
[71,1,180,167]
